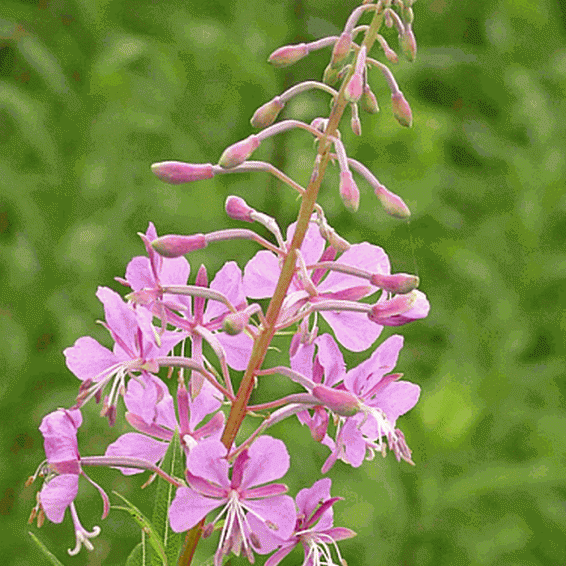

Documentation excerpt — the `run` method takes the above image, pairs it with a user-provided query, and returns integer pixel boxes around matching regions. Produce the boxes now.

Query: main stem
[178,8,385,565]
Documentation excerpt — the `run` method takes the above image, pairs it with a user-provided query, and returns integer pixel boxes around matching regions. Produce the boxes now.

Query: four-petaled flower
[38,409,109,555]
[169,436,296,565]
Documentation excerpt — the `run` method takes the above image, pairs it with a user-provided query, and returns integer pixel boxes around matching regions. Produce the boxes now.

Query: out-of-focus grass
[1,0,565,565]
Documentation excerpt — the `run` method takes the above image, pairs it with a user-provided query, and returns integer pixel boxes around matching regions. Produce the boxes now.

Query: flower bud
[218,135,261,169]
[225,195,255,223]
[330,32,352,67]
[350,104,361,136]
[151,161,214,184]
[151,234,207,258]
[399,27,417,62]
[323,63,340,86]
[268,43,309,67]
[360,85,379,114]
[369,290,430,326]
[250,97,285,129]
[391,91,413,127]
[312,385,360,417]
[222,311,249,335]
[374,184,411,219]
[339,170,360,212]
[344,72,363,103]
[370,272,419,294]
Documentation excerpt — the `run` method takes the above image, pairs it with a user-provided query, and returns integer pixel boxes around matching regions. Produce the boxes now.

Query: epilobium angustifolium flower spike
[29,3,429,565]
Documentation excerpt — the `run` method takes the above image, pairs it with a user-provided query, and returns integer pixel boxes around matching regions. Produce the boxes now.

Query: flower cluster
[28,2,427,565]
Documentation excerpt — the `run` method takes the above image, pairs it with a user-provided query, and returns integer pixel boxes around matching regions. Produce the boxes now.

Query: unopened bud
[360,85,379,114]
[218,135,261,169]
[222,311,249,335]
[151,161,214,184]
[250,97,285,129]
[225,195,255,223]
[374,184,411,219]
[369,290,430,326]
[391,91,413,127]
[323,63,340,86]
[370,272,419,294]
[339,170,360,212]
[350,104,361,136]
[312,385,360,417]
[399,27,417,62]
[151,234,207,258]
[331,32,352,67]
[268,43,309,67]
[345,72,363,103]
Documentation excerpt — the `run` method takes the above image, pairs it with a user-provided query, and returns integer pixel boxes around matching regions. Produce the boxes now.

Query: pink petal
[314,334,345,387]
[243,250,280,298]
[64,336,119,381]
[372,381,420,423]
[345,334,403,394]
[321,310,383,352]
[187,439,230,488]
[245,494,296,540]
[105,433,168,475]
[295,478,332,519]
[319,242,390,294]
[39,475,78,523]
[125,256,155,291]
[241,436,290,489]
[206,261,246,321]
[169,487,224,533]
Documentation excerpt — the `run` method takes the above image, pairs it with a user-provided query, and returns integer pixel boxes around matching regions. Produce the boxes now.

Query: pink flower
[64,286,185,424]
[105,376,223,474]
[38,409,109,555]
[244,221,391,351]
[250,478,356,566]
[169,436,296,566]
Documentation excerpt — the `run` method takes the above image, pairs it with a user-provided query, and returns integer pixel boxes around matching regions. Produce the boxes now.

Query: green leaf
[112,491,168,566]
[125,542,145,566]
[28,531,66,566]
[151,429,185,566]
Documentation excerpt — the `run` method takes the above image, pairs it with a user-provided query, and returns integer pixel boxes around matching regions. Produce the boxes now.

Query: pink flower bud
[391,91,413,127]
[218,135,261,169]
[350,104,362,136]
[330,32,352,67]
[369,290,430,326]
[151,161,215,184]
[312,385,360,417]
[151,234,207,258]
[361,85,379,114]
[400,27,417,62]
[222,311,249,335]
[225,195,254,223]
[374,184,411,219]
[268,43,309,67]
[339,170,360,212]
[250,97,285,129]
[370,272,419,294]
[345,72,363,103]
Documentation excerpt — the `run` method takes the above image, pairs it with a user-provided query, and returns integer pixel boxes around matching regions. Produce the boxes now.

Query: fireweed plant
[28,1,429,565]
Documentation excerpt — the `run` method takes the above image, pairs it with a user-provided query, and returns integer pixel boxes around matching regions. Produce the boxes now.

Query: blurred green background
[2,0,565,564]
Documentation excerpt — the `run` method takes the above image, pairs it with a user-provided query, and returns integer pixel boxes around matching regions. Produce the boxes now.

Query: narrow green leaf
[125,542,145,566]
[151,428,185,566]
[113,491,168,566]
[28,531,66,566]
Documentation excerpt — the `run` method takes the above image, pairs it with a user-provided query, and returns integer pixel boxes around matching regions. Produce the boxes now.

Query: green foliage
[4,0,566,565]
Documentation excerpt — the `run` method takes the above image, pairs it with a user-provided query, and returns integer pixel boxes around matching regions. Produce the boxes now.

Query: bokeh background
[2,0,565,564]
